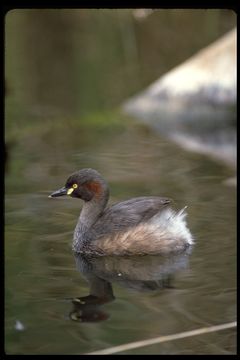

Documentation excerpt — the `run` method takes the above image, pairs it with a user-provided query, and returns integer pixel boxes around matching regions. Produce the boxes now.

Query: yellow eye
[72,184,78,189]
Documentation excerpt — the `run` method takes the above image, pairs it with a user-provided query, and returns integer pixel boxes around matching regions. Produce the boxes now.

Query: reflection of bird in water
[49,168,193,255]
[69,291,114,323]
[69,250,192,323]
[69,260,115,323]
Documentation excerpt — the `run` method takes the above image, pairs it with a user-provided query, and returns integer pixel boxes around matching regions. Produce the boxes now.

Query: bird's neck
[78,189,109,230]
[72,185,109,253]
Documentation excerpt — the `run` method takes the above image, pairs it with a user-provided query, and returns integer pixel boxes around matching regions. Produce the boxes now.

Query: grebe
[49,168,193,255]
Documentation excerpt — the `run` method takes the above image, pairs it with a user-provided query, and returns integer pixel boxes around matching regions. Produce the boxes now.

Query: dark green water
[5,114,236,354]
[5,9,236,355]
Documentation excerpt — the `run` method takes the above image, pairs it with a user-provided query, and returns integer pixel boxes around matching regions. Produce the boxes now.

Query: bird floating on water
[49,168,193,256]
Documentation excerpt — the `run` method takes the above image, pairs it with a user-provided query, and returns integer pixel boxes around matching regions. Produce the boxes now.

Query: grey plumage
[50,168,193,256]
[92,196,172,237]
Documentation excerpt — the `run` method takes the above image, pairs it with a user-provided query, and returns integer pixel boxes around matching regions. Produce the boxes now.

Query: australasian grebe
[49,168,193,255]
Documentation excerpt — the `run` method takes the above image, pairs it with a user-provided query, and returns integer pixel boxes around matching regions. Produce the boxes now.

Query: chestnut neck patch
[85,181,102,198]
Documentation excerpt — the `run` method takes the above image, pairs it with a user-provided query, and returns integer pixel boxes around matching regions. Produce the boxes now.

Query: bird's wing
[92,196,172,237]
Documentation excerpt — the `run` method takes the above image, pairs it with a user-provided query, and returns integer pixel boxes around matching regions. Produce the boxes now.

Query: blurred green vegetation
[5,9,236,141]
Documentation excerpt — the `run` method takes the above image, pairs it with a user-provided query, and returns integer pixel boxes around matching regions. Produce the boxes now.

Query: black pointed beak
[49,186,68,198]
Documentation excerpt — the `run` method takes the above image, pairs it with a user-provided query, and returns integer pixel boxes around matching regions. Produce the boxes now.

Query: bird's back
[91,200,193,255]
[92,196,172,237]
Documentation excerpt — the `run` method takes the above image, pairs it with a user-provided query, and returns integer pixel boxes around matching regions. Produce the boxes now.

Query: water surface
[5,9,236,355]
[5,115,236,354]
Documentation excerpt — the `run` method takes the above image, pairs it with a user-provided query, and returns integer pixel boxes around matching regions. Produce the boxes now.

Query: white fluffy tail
[150,206,194,245]
[177,205,188,217]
